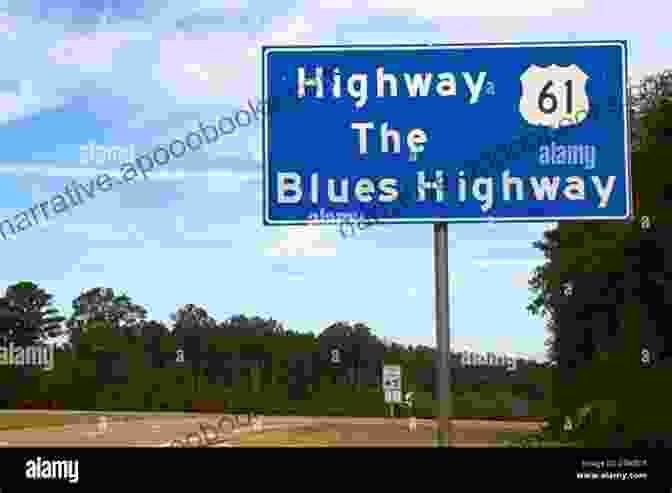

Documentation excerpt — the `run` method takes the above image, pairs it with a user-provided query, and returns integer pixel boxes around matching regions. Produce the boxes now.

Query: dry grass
[234,426,340,447]
[231,420,546,447]
[0,413,146,431]
[231,423,435,447]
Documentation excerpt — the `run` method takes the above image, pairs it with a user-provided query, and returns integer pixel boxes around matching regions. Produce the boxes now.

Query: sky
[0,0,669,363]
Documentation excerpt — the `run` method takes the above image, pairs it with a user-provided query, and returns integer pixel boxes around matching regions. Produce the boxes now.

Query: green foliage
[0,281,65,344]
[527,72,672,371]
[70,287,147,331]
[524,84,672,446]
[0,308,550,418]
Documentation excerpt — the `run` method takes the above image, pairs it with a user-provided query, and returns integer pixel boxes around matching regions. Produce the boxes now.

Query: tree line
[526,69,672,447]
[0,283,547,416]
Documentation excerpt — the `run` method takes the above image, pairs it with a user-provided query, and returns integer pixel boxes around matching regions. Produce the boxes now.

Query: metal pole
[434,223,453,446]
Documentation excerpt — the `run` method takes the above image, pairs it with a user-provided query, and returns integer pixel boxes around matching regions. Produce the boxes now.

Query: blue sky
[0,1,669,362]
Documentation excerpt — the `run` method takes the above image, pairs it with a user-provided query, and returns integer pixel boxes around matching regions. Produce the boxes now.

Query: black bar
[0,448,667,489]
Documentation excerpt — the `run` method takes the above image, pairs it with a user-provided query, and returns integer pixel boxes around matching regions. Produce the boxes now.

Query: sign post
[263,41,630,447]
[434,223,453,446]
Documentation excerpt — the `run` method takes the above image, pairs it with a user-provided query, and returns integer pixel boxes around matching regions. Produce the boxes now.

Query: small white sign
[385,390,402,403]
[383,365,401,391]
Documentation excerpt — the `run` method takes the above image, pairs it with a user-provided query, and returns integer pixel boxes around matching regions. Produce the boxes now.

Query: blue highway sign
[262,41,631,224]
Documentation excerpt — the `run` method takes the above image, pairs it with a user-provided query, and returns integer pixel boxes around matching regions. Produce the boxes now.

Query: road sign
[262,41,631,224]
[385,389,402,403]
[383,365,401,390]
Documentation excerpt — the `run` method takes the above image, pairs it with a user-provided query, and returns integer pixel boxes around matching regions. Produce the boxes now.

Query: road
[0,412,545,447]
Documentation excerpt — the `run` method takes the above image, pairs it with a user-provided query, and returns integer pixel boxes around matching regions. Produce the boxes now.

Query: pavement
[0,412,545,447]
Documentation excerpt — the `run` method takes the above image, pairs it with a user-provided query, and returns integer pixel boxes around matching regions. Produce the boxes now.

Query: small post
[97,416,108,434]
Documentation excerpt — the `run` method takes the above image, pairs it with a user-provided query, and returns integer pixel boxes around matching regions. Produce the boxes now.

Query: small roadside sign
[385,390,402,403]
[383,365,401,391]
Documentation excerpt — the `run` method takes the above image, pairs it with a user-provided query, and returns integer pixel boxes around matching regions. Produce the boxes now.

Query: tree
[351,322,379,388]
[69,287,147,331]
[170,304,218,394]
[528,70,672,368]
[317,322,383,388]
[526,71,672,441]
[630,69,672,148]
[141,320,171,369]
[65,287,147,358]
[170,304,216,333]
[219,314,284,337]
[0,281,65,345]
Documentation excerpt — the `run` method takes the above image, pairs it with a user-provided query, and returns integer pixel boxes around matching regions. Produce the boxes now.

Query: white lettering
[472,177,494,212]
[529,176,561,201]
[591,176,616,208]
[352,122,374,154]
[403,73,433,97]
[463,72,487,104]
[347,73,368,108]
[377,66,398,97]
[417,171,445,202]
[277,172,302,204]
[407,128,427,153]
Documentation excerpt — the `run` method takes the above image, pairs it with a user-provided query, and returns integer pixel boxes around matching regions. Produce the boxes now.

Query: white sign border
[262,41,631,225]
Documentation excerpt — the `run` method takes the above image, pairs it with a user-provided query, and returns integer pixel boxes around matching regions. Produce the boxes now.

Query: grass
[0,413,145,431]
[235,427,340,447]
[239,422,549,447]
[0,414,91,431]
[496,429,581,447]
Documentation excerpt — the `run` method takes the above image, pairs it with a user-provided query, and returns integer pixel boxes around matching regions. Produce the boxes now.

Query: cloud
[0,162,258,183]
[0,79,61,124]
[153,14,320,107]
[472,259,543,269]
[47,30,153,71]
[173,217,238,245]
[511,270,534,290]
[0,13,17,41]
[61,222,135,241]
[154,30,259,104]
[317,0,585,16]
[266,16,314,44]
[264,226,338,257]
